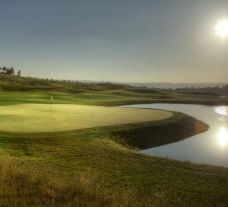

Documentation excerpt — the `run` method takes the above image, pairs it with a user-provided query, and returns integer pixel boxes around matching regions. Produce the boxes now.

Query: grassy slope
[0,76,228,206]
[0,74,228,106]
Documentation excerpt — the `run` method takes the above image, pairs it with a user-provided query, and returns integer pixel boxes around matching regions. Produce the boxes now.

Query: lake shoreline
[128,103,228,168]
[108,112,209,150]
[105,99,228,107]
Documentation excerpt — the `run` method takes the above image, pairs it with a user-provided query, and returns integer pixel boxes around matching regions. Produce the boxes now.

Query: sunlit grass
[0,104,172,132]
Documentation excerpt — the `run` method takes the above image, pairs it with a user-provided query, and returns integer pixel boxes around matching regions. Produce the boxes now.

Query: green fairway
[0,104,172,132]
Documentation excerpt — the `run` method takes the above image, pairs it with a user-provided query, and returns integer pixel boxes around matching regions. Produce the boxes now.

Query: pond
[126,104,228,167]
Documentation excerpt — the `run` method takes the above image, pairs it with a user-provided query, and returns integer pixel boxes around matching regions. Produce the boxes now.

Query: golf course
[0,76,227,207]
[1,1,228,206]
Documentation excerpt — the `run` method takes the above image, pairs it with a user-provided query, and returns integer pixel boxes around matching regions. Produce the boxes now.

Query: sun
[215,18,228,38]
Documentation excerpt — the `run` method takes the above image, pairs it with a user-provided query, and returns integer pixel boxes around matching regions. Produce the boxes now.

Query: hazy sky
[0,0,228,82]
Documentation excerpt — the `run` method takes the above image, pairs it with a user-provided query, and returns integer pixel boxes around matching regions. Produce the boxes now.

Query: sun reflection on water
[217,127,228,148]
[215,106,228,116]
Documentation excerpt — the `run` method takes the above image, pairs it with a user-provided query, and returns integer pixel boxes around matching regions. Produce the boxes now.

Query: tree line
[0,67,21,77]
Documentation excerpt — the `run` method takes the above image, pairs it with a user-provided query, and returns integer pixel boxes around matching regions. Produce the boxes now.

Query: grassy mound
[0,104,172,132]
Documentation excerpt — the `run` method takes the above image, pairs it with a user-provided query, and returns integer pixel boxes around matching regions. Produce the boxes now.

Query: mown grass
[0,74,227,106]
[0,89,228,107]
[0,104,172,133]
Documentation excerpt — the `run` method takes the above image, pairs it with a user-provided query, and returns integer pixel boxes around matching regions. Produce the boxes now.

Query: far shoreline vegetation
[0,71,227,206]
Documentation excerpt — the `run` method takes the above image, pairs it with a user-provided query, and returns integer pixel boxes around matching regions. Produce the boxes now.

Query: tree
[10,67,15,75]
[2,67,6,72]
[0,66,21,76]
[17,70,21,77]
[5,67,14,75]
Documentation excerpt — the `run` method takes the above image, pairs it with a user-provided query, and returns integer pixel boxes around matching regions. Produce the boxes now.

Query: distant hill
[0,74,129,92]
[0,74,227,97]
[128,82,227,89]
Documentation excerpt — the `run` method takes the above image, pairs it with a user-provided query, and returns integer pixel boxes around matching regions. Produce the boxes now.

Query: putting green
[0,104,173,133]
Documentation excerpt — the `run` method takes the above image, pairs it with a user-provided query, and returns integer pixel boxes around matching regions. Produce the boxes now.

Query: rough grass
[0,104,172,132]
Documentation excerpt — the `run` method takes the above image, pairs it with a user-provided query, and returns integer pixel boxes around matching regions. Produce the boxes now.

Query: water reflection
[217,127,228,148]
[124,104,228,167]
[215,106,228,116]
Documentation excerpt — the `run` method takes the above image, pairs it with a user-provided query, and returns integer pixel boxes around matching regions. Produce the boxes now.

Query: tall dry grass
[0,159,162,207]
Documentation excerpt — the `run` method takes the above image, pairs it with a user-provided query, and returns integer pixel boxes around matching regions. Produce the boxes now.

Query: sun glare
[215,106,228,116]
[217,127,228,148]
[215,18,228,38]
